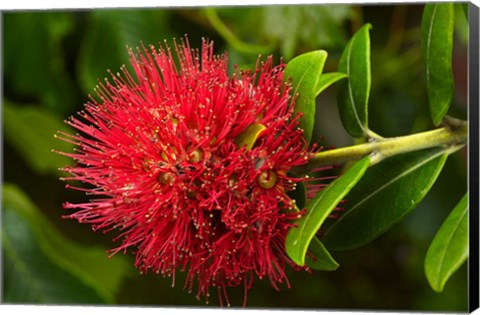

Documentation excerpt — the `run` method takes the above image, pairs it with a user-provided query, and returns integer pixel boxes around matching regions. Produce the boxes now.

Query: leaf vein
[340,150,444,218]
[345,40,365,135]
[435,208,468,282]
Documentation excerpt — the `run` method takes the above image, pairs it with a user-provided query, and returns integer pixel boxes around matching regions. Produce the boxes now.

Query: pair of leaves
[285,156,370,268]
[322,17,461,250]
[425,193,468,292]
[339,6,456,135]
[285,51,347,143]
[322,147,451,250]
[339,5,455,134]
[283,25,370,265]
[421,3,455,126]
[307,145,465,291]
[2,184,132,303]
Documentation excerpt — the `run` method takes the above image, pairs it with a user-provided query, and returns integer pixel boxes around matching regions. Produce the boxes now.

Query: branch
[300,117,467,173]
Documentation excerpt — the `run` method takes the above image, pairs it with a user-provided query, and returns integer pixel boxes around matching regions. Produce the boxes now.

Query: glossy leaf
[323,147,450,251]
[315,72,348,96]
[421,3,454,126]
[2,184,133,303]
[234,123,266,150]
[337,24,372,138]
[286,156,370,266]
[3,209,106,304]
[3,101,74,175]
[285,50,328,143]
[305,237,339,271]
[425,193,468,292]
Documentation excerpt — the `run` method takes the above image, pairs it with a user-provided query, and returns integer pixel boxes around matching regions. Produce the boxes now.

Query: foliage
[421,3,454,126]
[284,3,467,297]
[286,156,370,266]
[336,23,372,138]
[3,184,133,303]
[322,147,450,250]
[2,3,469,310]
[425,193,468,292]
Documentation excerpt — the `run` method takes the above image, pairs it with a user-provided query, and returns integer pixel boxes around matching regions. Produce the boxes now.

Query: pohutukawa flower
[56,38,319,305]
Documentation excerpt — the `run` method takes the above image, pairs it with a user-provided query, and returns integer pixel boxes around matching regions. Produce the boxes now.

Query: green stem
[304,117,467,172]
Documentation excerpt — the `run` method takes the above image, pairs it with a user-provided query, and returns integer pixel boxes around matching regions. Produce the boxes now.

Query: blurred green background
[2,3,469,310]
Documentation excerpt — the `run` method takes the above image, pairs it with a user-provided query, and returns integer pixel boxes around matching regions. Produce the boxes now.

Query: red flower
[57,39,316,305]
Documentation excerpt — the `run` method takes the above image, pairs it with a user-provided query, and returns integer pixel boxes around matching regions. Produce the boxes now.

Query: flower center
[257,170,277,189]
[158,171,175,185]
[188,148,203,163]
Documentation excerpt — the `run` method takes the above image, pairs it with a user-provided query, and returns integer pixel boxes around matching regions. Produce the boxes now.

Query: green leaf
[286,156,370,266]
[421,3,454,126]
[2,184,133,303]
[285,50,328,143]
[234,123,266,150]
[3,101,74,175]
[305,237,339,271]
[425,193,468,292]
[3,208,106,304]
[323,147,450,251]
[337,24,372,138]
[316,72,348,96]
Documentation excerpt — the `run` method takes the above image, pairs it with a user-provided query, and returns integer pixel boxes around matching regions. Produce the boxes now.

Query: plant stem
[303,117,467,172]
